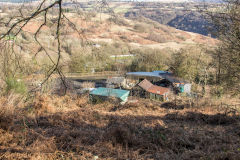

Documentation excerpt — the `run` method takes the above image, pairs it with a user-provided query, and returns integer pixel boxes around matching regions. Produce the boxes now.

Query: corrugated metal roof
[90,87,130,102]
[153,71,172,74]
[126,72,160,78]
[148,85,169,95]
[138,79,169,95]
[126,71,172,79]
[138,79,153,91]
[126,71,189,84]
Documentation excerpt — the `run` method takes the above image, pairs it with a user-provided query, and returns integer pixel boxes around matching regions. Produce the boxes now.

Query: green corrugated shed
[90,87,130,102]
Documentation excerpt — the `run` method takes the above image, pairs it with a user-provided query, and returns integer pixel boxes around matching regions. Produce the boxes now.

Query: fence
[66,71,124,78]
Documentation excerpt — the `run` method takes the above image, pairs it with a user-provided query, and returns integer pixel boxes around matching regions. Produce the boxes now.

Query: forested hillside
[125,2,220,36]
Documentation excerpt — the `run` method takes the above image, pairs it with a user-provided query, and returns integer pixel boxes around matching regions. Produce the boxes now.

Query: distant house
[92,43,101,48]
[133,79,170,101]
[89,87,130,104]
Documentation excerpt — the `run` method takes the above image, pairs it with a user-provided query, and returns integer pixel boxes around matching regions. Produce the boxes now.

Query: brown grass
[0,94,239,159]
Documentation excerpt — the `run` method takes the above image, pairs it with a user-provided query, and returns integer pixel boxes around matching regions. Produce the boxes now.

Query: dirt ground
[0,94,240,160]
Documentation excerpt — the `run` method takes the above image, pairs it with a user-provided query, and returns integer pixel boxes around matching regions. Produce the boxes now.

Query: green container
[90,87,130,102]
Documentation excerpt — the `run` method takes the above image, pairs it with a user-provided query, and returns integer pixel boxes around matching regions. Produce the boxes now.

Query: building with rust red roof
[137,79,170,101]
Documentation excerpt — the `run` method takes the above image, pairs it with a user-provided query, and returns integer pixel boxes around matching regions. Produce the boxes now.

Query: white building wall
[184,83,191,93]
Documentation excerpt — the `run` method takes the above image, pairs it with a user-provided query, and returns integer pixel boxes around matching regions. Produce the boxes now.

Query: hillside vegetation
[0,93,240,159]
[0,1,239,159]
[0,7,217,74]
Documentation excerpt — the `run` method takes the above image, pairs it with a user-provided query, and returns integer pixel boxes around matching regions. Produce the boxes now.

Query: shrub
[169,47,212,83]
[134,23,149,33]
[20,32,32,41]
[108,17,129,26]
[69,56,89,73]
[147,32,169,43]
[210,86,224,98]
[5,77,27,95]
[0,97,14,130]
[127,48,169,72]
[176,35,187,41]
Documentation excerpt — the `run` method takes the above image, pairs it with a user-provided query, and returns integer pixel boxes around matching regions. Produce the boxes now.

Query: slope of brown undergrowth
[0,94,239,159]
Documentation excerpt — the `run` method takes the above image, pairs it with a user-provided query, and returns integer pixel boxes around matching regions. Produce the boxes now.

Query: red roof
[147,85,169,95]
[138,79,169,95]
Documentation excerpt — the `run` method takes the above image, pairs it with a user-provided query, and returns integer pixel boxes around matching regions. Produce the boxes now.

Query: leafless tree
[0,0,112,94]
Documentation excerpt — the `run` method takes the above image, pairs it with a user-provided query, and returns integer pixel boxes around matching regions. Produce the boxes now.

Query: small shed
[147,85,170,101]
[89,87,130,104]
[137,79,170,101]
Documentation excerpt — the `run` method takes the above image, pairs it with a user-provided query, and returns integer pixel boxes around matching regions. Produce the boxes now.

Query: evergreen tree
[207,0,240,94]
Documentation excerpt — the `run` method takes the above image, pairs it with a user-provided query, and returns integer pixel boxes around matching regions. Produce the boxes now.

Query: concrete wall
[184,83,191,93]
